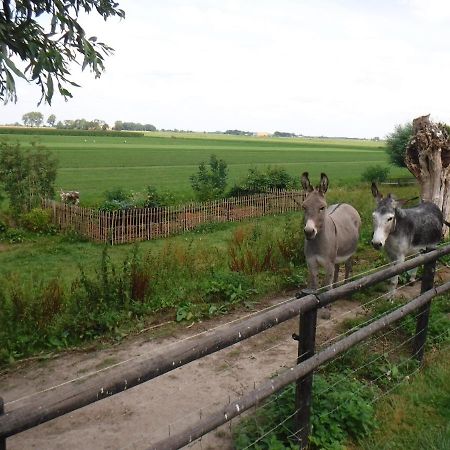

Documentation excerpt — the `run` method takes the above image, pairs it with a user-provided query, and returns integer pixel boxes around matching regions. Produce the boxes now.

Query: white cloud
[1,0,449,137]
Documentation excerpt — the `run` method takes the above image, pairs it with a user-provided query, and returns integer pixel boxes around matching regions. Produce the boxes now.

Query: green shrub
[361,165,390,183]
[0,219,7,233]
[21,208,55,233]
[228,166,298,196]
[2,228,26,243]
[203,271,257,305]
[0,141,58,216]
[233,373,378,450]
[145,185,176,207]
[190,154,228,201]
[99,187,133,211]
[400,294,450,346]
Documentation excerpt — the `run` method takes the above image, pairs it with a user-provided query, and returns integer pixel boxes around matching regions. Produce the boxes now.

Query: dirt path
[0,290,397,450]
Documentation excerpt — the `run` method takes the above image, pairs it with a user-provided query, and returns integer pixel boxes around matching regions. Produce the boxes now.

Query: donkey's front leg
[387,255,404,300]
[344,259,353,281]
[307,260,319,291]
[333,264,340,287]
[323,262,335,290]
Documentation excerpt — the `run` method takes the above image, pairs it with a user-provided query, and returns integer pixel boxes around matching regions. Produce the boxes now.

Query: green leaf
[3,57,27,80]
[46,76,54,102]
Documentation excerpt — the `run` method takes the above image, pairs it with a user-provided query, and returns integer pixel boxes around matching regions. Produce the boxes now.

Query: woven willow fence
[43,190,305,245]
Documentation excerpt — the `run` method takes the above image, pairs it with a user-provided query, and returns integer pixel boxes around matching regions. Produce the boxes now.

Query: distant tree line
[56,119,109,131]
[114,121,156,131]
[273,131,297,138]
[225,129,254,136]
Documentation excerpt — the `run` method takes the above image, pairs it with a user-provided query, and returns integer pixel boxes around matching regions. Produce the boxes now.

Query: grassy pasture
[0,132,409,204]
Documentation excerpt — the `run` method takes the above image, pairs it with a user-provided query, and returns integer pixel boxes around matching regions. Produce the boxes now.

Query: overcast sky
[1,0,450,138]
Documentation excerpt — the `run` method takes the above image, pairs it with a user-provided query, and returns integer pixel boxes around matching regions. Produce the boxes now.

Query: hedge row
[0,127,145,138]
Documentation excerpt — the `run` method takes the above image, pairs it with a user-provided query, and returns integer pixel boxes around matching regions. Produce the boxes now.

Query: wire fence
[42,189,305,244]
[1,246,449,450]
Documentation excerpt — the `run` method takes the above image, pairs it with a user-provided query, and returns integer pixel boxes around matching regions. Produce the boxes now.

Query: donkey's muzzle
[304,228,317,240]
[371,240,383,250]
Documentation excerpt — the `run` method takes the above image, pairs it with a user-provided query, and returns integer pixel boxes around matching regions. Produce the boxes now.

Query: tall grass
[0,216,307,366]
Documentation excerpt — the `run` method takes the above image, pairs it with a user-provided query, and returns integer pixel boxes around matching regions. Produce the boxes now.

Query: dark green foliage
[203,271,256,305]
[273,131,297,137]
[385,123,413,168]
[0,141,58,216]
[98,187,133,211]
[1,227,26,243]
[98,185,176,210]
[55,118,109,131]
[233,374,377,450]
[190,154,228,201]
[0,219,7,233]
[114,121,156,131]
[361,165,390,183]
[0,127,143,137]
[21,207,55,234]
[0,276,66,362]
[228,166,298,196]
[400,294,450,346]
[145,185,175,208]
[0,0,125,104]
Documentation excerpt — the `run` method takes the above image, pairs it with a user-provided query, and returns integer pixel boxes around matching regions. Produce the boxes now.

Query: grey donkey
[371,182,446,298]
[301,172,361,291]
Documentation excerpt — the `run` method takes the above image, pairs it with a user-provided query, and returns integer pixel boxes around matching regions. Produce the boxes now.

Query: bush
[233,373,378,450]
[21,208,55,233]
[361,165,390,183]
[98,187,133,211]
[0,141,58,217]
[190,154,228,201]
[145,185,176,208]
[2,228,26,243]
[228,166,298,196]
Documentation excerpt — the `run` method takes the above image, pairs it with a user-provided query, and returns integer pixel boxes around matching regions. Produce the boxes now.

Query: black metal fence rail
[1,245,449,449]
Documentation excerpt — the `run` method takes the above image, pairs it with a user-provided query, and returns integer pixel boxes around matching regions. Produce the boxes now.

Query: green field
[0,131,409,204]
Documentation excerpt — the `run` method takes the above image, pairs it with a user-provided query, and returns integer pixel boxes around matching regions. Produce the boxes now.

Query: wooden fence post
[0,397,5,450]
[293,289,318,449]
[413,251,437,363]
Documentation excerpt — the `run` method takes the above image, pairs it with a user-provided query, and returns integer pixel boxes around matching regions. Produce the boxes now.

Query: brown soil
[0,276,429,450]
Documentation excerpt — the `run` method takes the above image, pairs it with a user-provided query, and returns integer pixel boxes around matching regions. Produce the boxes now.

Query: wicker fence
[42,189,305,244]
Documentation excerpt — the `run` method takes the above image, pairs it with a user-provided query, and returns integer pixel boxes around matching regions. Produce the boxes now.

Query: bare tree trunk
[405,114,450,237]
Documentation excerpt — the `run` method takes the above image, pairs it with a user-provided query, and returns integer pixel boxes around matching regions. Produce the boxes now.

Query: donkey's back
[399,202,443,249]
[328,203,361,263]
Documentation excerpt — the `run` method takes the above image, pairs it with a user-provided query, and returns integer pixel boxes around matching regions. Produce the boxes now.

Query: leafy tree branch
[0,0,125,104]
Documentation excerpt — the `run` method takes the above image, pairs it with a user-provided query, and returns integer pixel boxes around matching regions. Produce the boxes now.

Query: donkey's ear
[318,173,329,194]
[371,182,383,202]
[301,172,313,192]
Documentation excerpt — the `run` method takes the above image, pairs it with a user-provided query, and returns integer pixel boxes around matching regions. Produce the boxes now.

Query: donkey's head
[371,182,401,249]
[301,172,329,240]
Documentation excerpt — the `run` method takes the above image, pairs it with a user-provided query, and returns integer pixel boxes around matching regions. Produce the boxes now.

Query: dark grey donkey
[301,173,361,291]
[371,182,446,298]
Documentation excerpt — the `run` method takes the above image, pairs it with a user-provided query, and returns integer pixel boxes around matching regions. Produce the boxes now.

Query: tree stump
[405,114,450,237]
